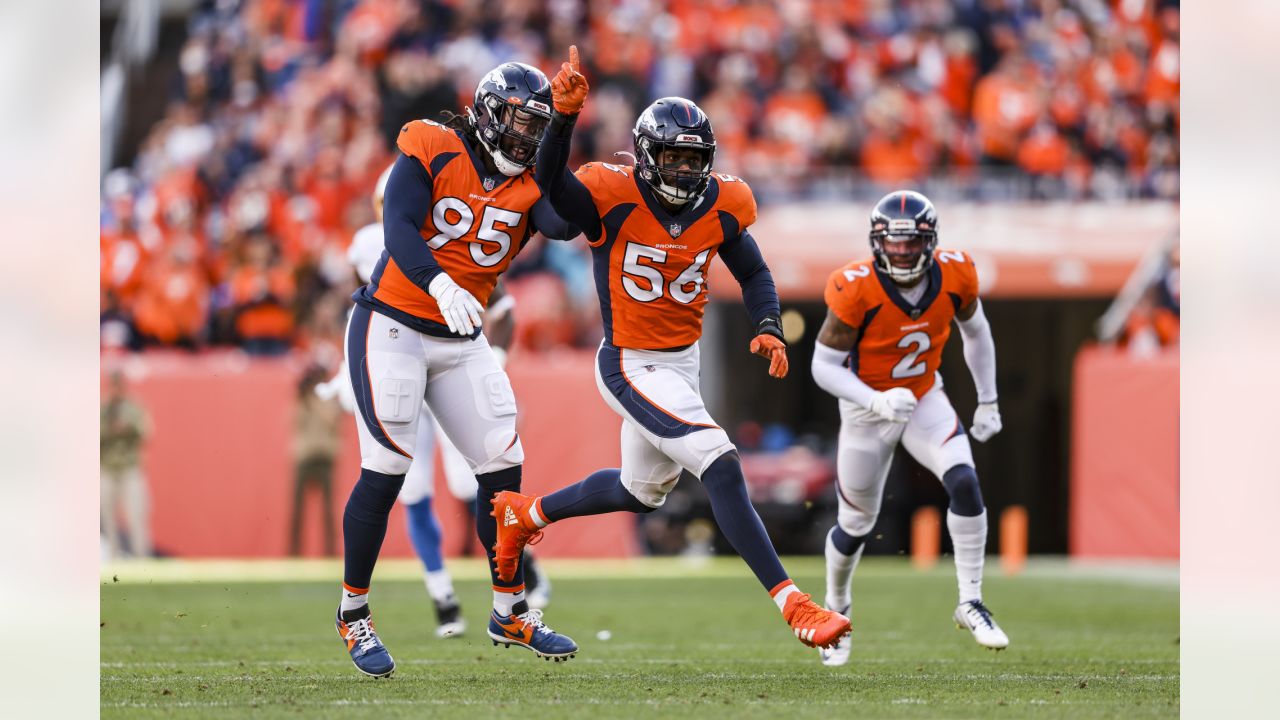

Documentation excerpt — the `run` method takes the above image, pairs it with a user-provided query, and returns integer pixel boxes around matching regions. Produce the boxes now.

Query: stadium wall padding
[1069,346,1178,558]
[109,350,636,558]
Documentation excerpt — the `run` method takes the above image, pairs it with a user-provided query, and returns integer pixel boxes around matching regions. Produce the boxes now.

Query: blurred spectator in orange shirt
[132,238,210,350]
[229,233,296,356]
[972,53,1042,165]
[1018,119,1069,177]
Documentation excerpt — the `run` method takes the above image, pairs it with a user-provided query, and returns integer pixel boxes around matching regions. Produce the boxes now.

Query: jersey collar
[633,173,720,239]
[875,262,942,320]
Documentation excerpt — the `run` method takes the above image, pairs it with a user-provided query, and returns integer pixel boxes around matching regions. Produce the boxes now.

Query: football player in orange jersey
[334,63,580,677]
[488,46,851,652]
[809,190,1009,665]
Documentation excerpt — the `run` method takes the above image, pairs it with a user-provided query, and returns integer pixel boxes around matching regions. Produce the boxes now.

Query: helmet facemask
[475,94,550,177]
[637,136,714,205]
[871,218,936,284]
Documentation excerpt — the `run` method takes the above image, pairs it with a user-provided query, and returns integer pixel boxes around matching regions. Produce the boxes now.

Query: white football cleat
[433,595,466,638]
[817,604,851,666]
[954,600,1009,650]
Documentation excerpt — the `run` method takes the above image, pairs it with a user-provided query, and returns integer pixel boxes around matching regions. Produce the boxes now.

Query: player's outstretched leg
[700,452,852,649]
[942,465,1008,650]
[336,468,403,677]
[491,469,649,581]
[477,465,577,660]
[404,496,465,637]
[819,526,866,666]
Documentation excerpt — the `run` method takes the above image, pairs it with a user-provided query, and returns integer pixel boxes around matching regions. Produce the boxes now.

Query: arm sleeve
[534,112,602,241]
[382,152,444,291]
[718,229,780,327]
[957,300,998,404]
[529,196,582,241]
[811,341,878,408]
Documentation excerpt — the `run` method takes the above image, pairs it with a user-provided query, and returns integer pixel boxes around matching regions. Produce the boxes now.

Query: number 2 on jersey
[892,331,930,379]
[621,242,710,304]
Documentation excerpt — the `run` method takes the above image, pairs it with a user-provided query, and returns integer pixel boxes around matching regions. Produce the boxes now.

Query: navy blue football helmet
[869,190,939,283]
[633,97,716,205]
[471,63,553,176]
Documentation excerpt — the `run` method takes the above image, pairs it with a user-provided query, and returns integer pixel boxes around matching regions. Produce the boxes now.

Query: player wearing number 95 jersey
[335,62,581,678]
[810,190,1010,666]
[487,45,851,654]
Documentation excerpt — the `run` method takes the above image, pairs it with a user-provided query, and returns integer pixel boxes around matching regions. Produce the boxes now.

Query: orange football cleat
[490,491,545,582]
[782,591,852,649]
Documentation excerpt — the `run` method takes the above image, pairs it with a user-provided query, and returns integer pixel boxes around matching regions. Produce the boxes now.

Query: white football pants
[834,378,974,537]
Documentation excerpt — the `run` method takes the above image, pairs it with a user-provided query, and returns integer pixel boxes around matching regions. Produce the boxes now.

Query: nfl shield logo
[910,309,922,320]
[389,327,399,339]
[483,177,497,191]
[668,223,683,237]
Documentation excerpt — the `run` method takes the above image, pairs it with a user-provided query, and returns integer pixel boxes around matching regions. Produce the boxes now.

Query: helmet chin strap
[491,152,525,176]
[656,180,693,205]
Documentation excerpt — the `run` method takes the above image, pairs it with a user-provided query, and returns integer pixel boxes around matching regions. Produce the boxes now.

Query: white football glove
[970,402,1002,442]
[869,388,917,423]
[428,272,484,335]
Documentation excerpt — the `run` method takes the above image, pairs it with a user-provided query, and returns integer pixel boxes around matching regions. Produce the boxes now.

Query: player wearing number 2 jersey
[809,190,1010,666]
[487,46,851,653]
[335,62,581,678]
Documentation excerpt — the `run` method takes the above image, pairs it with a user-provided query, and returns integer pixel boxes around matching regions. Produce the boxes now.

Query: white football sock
[947,509,988,604]
[340,585,369,614]
[771,580,800,612]
[493,589,527,616]
[529,498,549,528]
[824,528,864,612]
[424,570,455,603]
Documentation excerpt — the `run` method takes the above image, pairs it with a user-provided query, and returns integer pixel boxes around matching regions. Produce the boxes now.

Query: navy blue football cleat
[336,607,396,677]
[487,608,578,661]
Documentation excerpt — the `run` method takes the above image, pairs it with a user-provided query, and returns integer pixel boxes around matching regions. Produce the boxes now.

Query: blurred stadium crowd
[100,0,1179,357]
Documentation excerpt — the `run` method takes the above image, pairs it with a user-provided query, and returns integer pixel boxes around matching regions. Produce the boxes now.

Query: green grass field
[100,557,1178,718]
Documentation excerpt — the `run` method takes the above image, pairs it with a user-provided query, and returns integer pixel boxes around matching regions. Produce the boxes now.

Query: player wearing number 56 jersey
[810,190,1010,666]
[335,62,580,678]
[488,45,851,653]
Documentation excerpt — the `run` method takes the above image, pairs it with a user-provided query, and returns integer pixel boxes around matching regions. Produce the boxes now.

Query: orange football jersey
[576,163,757,349]
[366,119,543,327]
[824,250,980,398]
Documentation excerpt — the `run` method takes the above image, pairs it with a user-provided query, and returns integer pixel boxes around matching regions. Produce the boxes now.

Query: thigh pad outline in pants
[618,421,682,508]
[900,384,974,480]
[595,344,735,480]
[835,400,906,537]
[347,306,426,476]
[425,335,524,477]
[398,403,438,505]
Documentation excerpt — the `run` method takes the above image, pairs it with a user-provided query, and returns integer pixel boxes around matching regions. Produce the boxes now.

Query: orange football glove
[750,334,789,379]
[551,45,589,115]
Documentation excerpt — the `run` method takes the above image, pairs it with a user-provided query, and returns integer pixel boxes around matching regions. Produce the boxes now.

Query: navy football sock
[942,465,985,517]
[540,469,652,521]
[829,524,867,557]
[700,451,789,591]
[404,496,445,573]
[342,468,406,590]
[475,465,525,591]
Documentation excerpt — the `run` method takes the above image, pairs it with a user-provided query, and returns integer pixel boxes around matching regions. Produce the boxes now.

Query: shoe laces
[344,616,381,653]
[786,592,825,625]
[516,608,553,636]
[963,600,996,629]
